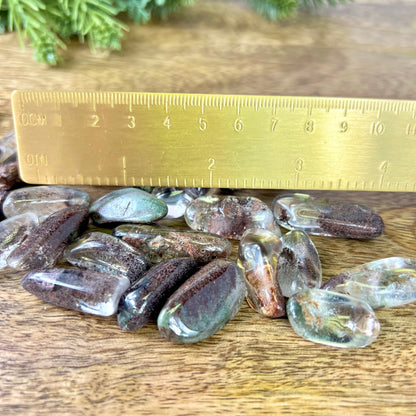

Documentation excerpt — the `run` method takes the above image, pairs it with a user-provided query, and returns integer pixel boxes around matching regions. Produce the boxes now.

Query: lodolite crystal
[118,258,198,331]
[272,193,384,239]
[22,268,130,316]
[113,224,232,264]
[237,228,285,318]
[278,230,322,297]
[3,185,90,221]
[185,195,279,239]
[158,259,246,343]
[322,257,416,309]
[89,188,167,224]
[64,231,149,284]
[0,131,17,164]
[151,187,194,219]
[287,289,380,348]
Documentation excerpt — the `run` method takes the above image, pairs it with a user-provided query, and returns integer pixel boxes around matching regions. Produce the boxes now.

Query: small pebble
[0,161,20,190]
[7,206,89,270]
[89,187,168,224]
[113,224,232,264]
[237,228,285,318]
[158,259,246,343]
[272,193,384,239]
[0,131,17,164]
[278,230,322,297]
[185,195,279,239]
[3,185,90,221]
[118,258,198,331]
[151,187,194,219]
[22,268,130,317]
[287,288,380,348]
[64,231,149,284]
[322,257,416,309]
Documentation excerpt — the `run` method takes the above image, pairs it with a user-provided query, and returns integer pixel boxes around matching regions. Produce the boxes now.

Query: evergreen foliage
[0,0,349,65]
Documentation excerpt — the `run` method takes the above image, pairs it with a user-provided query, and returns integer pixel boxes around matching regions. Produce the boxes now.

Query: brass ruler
[11,91,416,191]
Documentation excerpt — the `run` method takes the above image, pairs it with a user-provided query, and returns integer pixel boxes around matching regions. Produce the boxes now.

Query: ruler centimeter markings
[10,90,416,191]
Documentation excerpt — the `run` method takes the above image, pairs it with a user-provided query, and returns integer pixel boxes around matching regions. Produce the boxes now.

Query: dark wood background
[1,0,416,414]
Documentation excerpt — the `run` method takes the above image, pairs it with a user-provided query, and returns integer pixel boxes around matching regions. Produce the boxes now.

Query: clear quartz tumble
[151,187,194,219]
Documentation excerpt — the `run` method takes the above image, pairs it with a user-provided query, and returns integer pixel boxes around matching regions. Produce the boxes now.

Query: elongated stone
[151,187,194,219]
[3,185,90,220]
[118,258,198,331]
[0,213,38,269]
[22,268,130,316]
[0,131,17,165]
[272,193,384,239]
[0,161,20,190]
[64,232,149,284]
[113,224,232,264]
[185,195,279,239]
[7,206,89,270]
[278,230,322,297]
[322,257,416,309]
[158,259,246,343]
[90,188,168,224]
[287,289,380,348]
[237,228,285,318]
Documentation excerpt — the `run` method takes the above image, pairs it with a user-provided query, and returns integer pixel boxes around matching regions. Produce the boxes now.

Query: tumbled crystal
[272,193,384,239]
[0,161,20,190]
[22,268,130,316]
[237,228,285,318]
[151,187,194,219]
[64,232,149,284]
[0,213,38,269]
[118,258,198,331]
[278,230,322,297]
[7,206,89,270]
[287,289,380,348]
[185,195,279,239]
[0,131,17,165]
[90,188,168,224]
[158,259,246,343]
[322,257,416,309]
[3,185,90,221]
[183,188,209,199]
[113,224,232,264]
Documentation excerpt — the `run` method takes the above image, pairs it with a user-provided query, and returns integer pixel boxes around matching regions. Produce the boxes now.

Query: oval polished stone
[113,224,232,264]
[0,213,38,269]
[151,187,194,219]
[0,131,17,165]
[287,289,380,348]
[118,258,198,331]
[272,193,384,239]
[185,195,280,239]
[3,185,91,220]
[158,259,246,344]
[322,257,416,309]
[7,206,89,270]
[22,268,130,316]
[278,230,322,297]
[0,161,20,190]
[237,228,285,318]
[89,188,168,224]
[64,232,149,284]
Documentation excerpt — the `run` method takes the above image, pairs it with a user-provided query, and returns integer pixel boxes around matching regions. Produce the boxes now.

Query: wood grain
[1,0,416,414]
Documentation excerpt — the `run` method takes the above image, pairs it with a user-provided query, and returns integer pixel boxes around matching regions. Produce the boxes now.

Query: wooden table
[1,0,416,414]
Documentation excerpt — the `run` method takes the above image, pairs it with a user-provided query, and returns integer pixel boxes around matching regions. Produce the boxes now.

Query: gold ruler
[11,91,416,191]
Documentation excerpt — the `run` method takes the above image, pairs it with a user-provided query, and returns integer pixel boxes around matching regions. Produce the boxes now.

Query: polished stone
[90,188,168,224]
[118,258,198,331]
[158,259,246,343]
[3,185,91,221]
[0,213,38,269]
[0,161,20,190]
[279,230,322,297]
[22,268,130,316]
[322,257,416,309]
[151,187,194,219]
[237,228,285,318]
[287,289,380,348]
[113,224,232,264]
[64,231,149,284]
[185,195,279,239]
[272,193,384,239]
[7,206,89,270]
[0,131,17,165]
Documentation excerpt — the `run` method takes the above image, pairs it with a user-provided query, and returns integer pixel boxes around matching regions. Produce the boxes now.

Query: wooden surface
[1,0,416,414]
